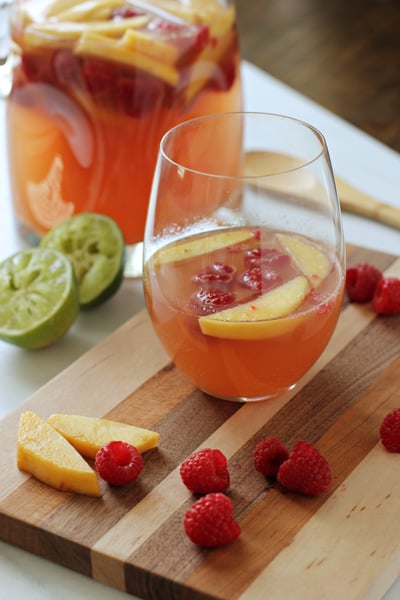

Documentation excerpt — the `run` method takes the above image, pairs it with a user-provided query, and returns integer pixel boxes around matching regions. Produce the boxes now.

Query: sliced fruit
[55,0,124,22]
[75,31,179,86]
[154,230,255,266]
[199,275,311,340]
[277,234,331,289]
[40,212,125,309]
[0,247,79,349]
[17,411,101,497]
[47,413,160,459]
[121,28,179,65]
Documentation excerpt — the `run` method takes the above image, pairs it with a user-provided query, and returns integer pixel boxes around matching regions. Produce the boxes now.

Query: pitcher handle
[0,0,12,98]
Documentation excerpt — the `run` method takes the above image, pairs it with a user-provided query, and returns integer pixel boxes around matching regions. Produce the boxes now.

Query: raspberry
[379,408,400,452]
[253,437,289,478]
[95,441,143,486]
[189,288,237,315]
[192,262,235,289]
[277,441,332,496]
[345,262,382,302]
[180,448,230,494]
[183,493,241,547]
[372,277,400,315]
[239,266,282,293]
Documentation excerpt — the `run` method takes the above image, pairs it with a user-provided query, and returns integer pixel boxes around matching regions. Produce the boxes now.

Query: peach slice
[47,413,160,459]
[199,275,311,340]
[17,411,101,496]
[277,234,331,289]
[75,31,179,86]
[154,230,255,266]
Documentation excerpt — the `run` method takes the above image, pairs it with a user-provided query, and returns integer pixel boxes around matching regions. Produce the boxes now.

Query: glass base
[199,382,297,403]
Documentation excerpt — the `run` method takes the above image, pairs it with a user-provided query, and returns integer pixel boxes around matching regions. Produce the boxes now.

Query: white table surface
[1,61,399,600]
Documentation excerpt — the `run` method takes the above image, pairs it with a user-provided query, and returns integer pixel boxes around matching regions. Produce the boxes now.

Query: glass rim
[159,111,328,179]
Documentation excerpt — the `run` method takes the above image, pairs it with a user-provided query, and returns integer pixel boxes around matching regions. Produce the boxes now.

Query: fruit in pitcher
[47,413,160,458]
[17,411,101,497]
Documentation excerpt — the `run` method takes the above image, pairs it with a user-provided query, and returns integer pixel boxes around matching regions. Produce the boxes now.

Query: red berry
[345,262,382,302]
[380,408,400,452]
[180,448,230,494]
[253,437,289,478]
[183,493,241,547]
[189,288,236,315]
[372,277,400,315]
[192,262,235,289]
[117,74,164,118]
[239,266,282,292]
[244,247,289,268]
[95,441,143,486]
[82,59,116,97]
[277,441,332,496]
[111,6,144,18]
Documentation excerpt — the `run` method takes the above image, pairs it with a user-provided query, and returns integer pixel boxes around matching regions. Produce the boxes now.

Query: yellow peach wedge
[47,414,160,459]
[199,275,311,340]
[154,230,255,266]
[277,234,331,289]
[17,411,101,497]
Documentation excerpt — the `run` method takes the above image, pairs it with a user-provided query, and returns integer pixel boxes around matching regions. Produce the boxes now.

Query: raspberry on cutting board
[253,437,289,478]
[95,441,143,486]
[183,493,241,547]
[180,448,230,494]
[372,278,400,315]
[277,440,332,496]
[380,408,400,452]
[345,262,382,303]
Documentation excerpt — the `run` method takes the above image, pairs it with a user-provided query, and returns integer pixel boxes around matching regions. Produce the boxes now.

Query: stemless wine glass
[4,0,242,275]
[143,112,345,402]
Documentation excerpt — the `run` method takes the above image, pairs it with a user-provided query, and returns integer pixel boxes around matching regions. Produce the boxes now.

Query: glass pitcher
[2,0,242,271]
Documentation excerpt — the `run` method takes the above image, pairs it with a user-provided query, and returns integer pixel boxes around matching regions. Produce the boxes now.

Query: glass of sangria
[143,112,346,402]
[5,0,242,275]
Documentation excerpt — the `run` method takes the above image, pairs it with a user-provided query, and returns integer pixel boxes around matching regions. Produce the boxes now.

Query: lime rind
[40,213,125,308]
[0,248,79,349]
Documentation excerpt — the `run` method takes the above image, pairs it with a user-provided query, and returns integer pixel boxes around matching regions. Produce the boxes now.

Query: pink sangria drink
[6,0,242,245]
[144,227,345,400]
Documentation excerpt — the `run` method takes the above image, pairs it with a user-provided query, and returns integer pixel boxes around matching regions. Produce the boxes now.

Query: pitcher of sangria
[5,0,242,271]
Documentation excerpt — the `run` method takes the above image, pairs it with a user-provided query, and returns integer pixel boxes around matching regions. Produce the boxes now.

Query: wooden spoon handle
[335,176,400,230]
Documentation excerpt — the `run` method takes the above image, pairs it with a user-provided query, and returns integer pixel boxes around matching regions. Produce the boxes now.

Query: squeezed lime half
[40,213,125,309]
[0,247,79,349]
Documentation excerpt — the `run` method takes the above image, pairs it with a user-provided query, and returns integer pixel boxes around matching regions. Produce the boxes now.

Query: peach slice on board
[47,414,160,459]
[17,411,101,496]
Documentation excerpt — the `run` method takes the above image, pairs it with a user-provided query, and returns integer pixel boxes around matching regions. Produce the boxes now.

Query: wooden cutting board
[1,244,400,600]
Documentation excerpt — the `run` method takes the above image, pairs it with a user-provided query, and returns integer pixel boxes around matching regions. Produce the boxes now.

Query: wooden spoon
[244,151,400,230]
